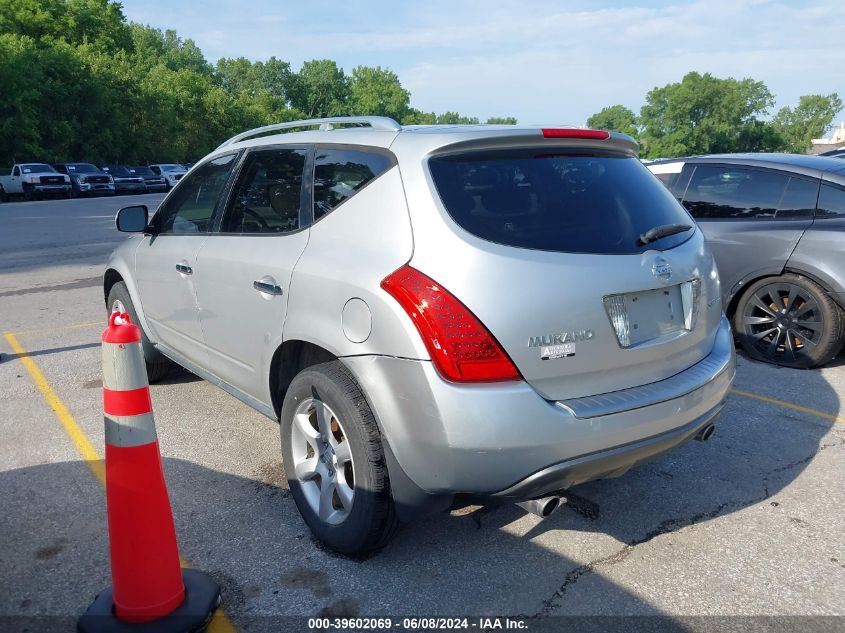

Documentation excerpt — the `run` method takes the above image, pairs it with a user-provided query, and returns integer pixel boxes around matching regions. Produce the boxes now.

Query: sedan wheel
[735,274,844,368]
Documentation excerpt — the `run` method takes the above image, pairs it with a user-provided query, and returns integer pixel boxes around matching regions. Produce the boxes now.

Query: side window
[12,166,20,176]
[313,149,393,220]
[682,165,789,220]
[816,183,845,218]
[221,148,307,234]
[154,154,236,235]
[776,177,819,218]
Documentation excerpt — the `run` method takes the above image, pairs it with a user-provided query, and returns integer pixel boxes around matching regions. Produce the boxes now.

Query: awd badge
[540,343,576,360]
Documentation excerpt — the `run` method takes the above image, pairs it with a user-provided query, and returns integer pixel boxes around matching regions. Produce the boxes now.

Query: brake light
[541,128,610,140]
[381,266,521,383]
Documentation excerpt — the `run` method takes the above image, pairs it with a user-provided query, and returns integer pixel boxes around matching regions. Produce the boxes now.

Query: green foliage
[486,116,517,125]
[0,0,512,164]
[288,59,349,118]
[639,72,775,157]
[0,0,131,53]
[586,105,638,139]
[589,73,841,158]
[773,93,843,153]
[349,66,410,122]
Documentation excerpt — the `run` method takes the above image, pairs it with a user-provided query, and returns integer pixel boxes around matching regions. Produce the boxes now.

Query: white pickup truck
[0,163,72,201]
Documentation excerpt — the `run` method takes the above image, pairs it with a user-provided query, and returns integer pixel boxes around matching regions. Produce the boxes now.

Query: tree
[348,65,409,121]
[435,112,479,124]
[0,0,513,163]
[638,72,776,158]
[288,59,349,118]
[586,105,638,138]
[129,24,210,75]
[773,93,843,153]
[0,0,131,53]
[486,116,517,125]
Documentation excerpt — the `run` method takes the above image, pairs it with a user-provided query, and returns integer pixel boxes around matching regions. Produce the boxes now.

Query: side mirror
[115,205,149,233]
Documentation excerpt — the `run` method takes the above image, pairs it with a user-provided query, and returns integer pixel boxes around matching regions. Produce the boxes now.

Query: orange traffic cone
[78,312,220,632]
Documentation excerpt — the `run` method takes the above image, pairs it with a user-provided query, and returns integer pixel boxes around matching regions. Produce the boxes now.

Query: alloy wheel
[290,397,355,525]
[740,282,823,364]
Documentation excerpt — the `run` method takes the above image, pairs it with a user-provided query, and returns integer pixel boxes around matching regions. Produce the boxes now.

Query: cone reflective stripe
[101,311,185,622]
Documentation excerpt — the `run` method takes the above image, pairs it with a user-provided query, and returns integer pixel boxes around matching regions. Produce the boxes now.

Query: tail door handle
[175,262,193,275]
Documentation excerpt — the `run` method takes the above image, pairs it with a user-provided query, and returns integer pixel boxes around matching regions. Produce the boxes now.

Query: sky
[120,0,845,130]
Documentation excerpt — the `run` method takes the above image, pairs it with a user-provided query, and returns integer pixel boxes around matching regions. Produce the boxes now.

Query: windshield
[21,164,56,174]
[428,149,695,255]
[161,164,186,172]
[130,167,155,177]
[103,166,130,176]
[67,163,101,173]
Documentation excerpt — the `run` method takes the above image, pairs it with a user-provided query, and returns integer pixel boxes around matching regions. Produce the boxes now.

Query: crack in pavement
[515,436,845,623]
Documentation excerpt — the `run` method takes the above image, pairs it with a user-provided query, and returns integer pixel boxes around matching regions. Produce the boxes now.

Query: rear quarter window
[428,150,694,254]
[816,183,845,218]
[313,148,394,220]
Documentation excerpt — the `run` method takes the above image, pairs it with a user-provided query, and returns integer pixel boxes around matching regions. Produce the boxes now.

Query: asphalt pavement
[0,195,843,632]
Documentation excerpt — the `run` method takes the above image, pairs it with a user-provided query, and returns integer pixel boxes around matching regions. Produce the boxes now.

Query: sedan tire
[734,273,845,368]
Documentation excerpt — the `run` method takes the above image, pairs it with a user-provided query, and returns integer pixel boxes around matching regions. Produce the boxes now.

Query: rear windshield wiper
[638,223,693,245]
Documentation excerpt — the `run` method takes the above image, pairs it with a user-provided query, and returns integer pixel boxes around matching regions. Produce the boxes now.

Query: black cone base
[78,569,221,633]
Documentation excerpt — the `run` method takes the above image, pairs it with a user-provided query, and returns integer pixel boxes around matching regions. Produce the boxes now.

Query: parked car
[101,165,146,194]
[648,153,845,368]
[105,116,734,555]
[127,166,168,192]
[149,163,188,190]
[53,163,115,197]
[819,147,845,159]
[0,162,71,201]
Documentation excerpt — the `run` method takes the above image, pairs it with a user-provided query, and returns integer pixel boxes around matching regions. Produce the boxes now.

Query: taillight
[541,128,609,140]
[381,265,521,383]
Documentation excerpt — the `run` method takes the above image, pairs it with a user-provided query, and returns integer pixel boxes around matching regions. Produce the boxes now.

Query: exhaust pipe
[695,423,716,442]
[516,495,562,518]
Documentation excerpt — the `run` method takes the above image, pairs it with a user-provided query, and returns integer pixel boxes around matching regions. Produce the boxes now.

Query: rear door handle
[175,263,193,275]
[253,277,283,296]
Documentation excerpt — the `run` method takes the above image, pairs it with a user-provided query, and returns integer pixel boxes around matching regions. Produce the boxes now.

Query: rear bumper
[342,315,735,498]
[493,404,724,499]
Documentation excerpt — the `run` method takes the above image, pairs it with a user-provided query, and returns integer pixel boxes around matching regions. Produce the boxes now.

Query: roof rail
[216,116,402,149]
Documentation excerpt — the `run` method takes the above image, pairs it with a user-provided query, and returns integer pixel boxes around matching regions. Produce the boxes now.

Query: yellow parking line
[2,332,237,633]
[4,332,106,486]
[10,321,103,336]
[732,388,845,426]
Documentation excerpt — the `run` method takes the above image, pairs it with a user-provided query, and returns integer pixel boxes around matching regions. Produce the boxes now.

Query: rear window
[428,150,694,254]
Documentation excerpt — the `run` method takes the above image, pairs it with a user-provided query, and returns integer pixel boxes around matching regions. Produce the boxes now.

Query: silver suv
[105,117,735,555]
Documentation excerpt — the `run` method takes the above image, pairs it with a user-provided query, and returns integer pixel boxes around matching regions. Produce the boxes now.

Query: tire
[733,273,845,368]
[106,281,173,382]
[280,361,399,557]
[0,187,6,203]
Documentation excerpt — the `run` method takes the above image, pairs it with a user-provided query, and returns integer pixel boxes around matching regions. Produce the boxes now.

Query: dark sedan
[649,153,845,368]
